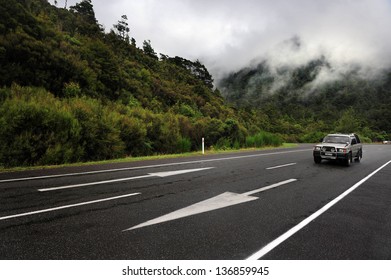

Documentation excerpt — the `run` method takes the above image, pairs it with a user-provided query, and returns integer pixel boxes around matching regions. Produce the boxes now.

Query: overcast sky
[51,0,391,80]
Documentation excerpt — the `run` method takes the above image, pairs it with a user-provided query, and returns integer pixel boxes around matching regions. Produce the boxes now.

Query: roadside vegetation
[0,143,296,173]
[1,85,281,167]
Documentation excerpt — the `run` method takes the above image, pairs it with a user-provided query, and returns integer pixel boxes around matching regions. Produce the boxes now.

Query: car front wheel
[345,153,352,166]
[314,156,322,164]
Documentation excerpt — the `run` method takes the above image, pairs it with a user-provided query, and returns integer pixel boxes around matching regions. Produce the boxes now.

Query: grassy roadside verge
[0,143,298,173]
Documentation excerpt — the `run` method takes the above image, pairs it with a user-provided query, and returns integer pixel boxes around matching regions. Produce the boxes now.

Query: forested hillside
[1,0,389,168]
[0,0,281,167]
[219,56,391,143]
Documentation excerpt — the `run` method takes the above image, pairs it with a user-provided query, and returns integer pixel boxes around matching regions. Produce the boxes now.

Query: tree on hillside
[131,37,136,47]
[167,56,214,88]
[143,39,158,59]
[192,60,214,89]
[69,0,101,35]
[70,0,96,23]
[114,15,130,43]
[336,108,363,133]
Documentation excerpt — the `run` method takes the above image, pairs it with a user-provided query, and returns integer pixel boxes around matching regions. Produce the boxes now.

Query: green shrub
[0,86,83,167]
[176,137,192,153]
[214,138,232,150]
[68,97,126,161]
[118,115,149,156]
[300,131,326,143]
[233,140,241,150]
[63,81,81,98]
[246,131,283,148]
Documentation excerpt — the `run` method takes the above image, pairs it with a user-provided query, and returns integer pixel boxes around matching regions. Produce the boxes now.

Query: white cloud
[50,0,391,81]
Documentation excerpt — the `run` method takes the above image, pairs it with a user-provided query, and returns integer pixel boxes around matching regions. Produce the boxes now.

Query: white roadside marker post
[202,137,205,154]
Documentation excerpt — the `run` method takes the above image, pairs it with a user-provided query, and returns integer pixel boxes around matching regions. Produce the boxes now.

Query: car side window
[351,138,357,145]
[354,134,361,143]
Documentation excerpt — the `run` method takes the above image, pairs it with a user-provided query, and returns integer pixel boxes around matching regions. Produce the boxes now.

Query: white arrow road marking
[123,179,297,231]
[126,192,258,231]
[38,167,214,192]
[0,192,141,221]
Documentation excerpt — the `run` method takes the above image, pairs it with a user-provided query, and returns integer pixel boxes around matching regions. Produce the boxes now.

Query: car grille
[322,146,335,152]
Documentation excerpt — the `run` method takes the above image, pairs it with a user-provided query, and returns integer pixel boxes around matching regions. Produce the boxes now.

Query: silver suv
[313,133,363,166]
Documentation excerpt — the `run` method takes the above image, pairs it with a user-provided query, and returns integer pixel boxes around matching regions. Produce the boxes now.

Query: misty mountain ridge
[218,35,391,142]
[219,35,390,106]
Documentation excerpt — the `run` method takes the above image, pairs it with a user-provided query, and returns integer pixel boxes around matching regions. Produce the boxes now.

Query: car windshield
[323,136,350,144]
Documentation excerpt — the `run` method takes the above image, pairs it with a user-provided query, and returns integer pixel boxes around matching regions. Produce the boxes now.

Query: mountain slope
[0,0,274,167]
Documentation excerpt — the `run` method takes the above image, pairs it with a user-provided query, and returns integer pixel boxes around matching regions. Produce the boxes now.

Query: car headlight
[314,146,321,151]
[337,148,347,153]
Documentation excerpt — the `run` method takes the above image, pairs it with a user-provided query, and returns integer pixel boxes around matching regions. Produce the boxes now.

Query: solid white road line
[266,163,297,170]
[37,167,214,192]
[246,159,391,260]
[0,192,141,221]
[0,149,311,183]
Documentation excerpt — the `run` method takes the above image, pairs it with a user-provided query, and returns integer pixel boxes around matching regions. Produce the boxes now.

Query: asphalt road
[0,144,390,260]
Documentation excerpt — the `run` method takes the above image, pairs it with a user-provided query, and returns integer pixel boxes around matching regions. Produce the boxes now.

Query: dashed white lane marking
[0,192,141,221]
[37,168,214,192]
[266,163,297,170]
[246,159,391,260]
[242,179,297,196]
[0,149,311,183]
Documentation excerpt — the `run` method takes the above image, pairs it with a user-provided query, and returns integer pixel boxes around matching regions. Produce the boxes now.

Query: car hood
[316,143,349,148]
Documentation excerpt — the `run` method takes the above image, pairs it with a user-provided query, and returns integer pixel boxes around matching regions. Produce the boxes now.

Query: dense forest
[0,0,281,167]
[0,0,389,168]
